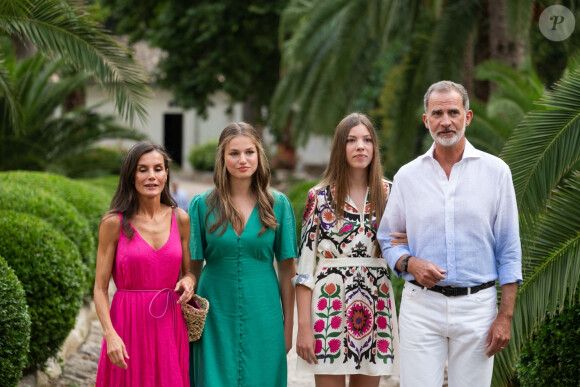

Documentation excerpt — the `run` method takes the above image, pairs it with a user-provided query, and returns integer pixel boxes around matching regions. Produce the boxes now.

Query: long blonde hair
[206,122,278,235]
[321,113,386,225]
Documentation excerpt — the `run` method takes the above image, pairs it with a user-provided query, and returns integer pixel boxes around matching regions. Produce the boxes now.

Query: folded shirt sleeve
[292,187,320,289]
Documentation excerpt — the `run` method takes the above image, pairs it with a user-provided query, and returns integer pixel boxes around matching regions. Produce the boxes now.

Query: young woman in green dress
[188,122,297,386]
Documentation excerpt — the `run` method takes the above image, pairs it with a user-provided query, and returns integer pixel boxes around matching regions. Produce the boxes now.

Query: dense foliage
[103,0,286,122]
[0,38,145,174]
[188,140,219,172]
[516,299,580,386]
[0,0,150,128]
[0,183,94,292]
[0,211,85,369]
[0,171,110,242]
[0,255,31,386]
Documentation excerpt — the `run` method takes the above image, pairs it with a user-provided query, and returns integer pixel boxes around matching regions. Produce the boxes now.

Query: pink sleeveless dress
[96,212,189,387]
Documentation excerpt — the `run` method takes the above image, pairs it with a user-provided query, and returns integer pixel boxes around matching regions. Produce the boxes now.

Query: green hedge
[286,180,318,244]
[0,171,110,242]
[0,211,85,369]
[189,140,218,171]
[80,174,119,200]
[0,183,95,292]
[516,298,580,386]
[0,255,31,386]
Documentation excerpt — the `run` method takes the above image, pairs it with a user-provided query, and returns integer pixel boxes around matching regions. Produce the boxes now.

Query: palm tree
[0,41,145,172]
[492,66,580,386]
[0,0,150,128]
[270,0,536,144]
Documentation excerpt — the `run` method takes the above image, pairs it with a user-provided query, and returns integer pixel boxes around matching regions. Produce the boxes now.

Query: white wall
[86,86,243,171]
[86,85,331,174]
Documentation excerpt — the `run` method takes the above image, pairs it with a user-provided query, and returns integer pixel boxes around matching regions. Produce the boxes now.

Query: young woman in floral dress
[294,113,406,387]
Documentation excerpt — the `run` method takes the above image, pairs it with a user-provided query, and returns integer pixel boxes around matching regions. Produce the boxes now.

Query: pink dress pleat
[96,212,189,387]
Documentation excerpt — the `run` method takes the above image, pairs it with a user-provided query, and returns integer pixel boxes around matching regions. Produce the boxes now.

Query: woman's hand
[296,325,318,365]
[389,232,408,246]
[105,331,129,369]
[175,274,195,304]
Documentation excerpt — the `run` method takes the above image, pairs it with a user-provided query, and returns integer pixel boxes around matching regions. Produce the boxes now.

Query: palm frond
[0,56,22,134]
[501,67,580,235]
[0,0,151,124]
[271,0,404,140]
[492,173,580,386]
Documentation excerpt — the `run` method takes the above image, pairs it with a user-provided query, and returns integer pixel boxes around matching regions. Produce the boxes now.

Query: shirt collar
[420,138,481,162]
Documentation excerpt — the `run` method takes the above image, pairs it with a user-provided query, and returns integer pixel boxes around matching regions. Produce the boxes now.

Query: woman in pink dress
[94,141,195,387]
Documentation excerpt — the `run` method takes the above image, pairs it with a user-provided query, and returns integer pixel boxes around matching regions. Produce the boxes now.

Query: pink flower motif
[315,339,323,354]
[376,299,385,311]
[377,339,390,354]
[330,316,342,329]
[332,299,342,311]
[338,223,353,234]
[376,316,387,330]
[328,339,341,353]
[388,299,392,310]
[317,298,328,311]
[314,319,325,333]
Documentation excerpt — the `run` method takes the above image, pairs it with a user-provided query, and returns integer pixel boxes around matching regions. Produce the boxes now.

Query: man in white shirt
[377,81,522,387]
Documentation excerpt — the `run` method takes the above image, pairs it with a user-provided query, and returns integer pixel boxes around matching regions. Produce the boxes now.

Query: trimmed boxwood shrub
[188,140,218,171]
[0,183,94,292]
[0,255,31,386]
[0,211,85,369]
[80,174,119,200]
[516,298,580,386]
[0,171,110,242]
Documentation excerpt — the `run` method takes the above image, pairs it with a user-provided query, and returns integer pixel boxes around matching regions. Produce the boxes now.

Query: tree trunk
[488,0,525,68]
[462,33,475,98]
[242,97,262,136]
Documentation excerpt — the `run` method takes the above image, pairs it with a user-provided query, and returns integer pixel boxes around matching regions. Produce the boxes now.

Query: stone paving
[48,172,399,386]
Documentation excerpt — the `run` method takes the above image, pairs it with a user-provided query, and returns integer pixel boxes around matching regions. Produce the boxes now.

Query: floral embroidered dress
[293,182,399,376]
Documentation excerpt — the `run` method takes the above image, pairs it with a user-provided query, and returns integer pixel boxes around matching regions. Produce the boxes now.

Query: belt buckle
[441,286,457,297]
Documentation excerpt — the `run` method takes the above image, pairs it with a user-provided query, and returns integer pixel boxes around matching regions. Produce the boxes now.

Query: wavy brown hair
[321,113,386,225]
[107,141,177,239]
[206,122,278,235]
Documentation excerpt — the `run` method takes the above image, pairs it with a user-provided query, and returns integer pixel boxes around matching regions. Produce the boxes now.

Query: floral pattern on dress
[295,181,399,375]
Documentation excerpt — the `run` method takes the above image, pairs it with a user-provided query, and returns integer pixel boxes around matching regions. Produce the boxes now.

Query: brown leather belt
[409,280,495,297]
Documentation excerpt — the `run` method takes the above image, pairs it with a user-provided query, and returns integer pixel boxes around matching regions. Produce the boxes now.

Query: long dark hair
[206,122,277,235]
[108,141,177,239]
[321,113,386,225]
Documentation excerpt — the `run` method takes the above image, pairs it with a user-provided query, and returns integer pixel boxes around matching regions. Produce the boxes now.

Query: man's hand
[485,314,511,357]
[485,282,517,357]
[407,256,446,288]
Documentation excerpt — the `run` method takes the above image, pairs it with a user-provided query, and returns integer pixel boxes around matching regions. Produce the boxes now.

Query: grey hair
[423,80,469,112]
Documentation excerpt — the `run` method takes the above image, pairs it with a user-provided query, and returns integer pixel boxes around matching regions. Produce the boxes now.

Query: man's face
[423,90,472,148]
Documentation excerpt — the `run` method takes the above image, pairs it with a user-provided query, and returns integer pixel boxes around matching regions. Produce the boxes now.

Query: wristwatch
[401,255,413,273]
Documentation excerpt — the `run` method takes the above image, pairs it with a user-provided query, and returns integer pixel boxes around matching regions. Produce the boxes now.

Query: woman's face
[224,135,258,181]
[134,150,167,198]
[345,124,373,171]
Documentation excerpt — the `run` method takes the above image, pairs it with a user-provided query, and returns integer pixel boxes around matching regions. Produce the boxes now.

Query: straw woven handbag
[181,294,209,342]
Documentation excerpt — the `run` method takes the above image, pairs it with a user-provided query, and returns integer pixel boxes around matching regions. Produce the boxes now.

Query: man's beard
[428,117,466,147]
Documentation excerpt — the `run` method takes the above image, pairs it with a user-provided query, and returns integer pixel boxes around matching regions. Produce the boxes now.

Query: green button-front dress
[188,190,297,387]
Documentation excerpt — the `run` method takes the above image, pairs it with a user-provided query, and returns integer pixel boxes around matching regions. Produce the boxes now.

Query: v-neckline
[232,205,257,238]
[130,212,173,252]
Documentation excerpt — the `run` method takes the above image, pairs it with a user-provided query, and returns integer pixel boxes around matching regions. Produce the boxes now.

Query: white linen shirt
[377,140,522,287]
